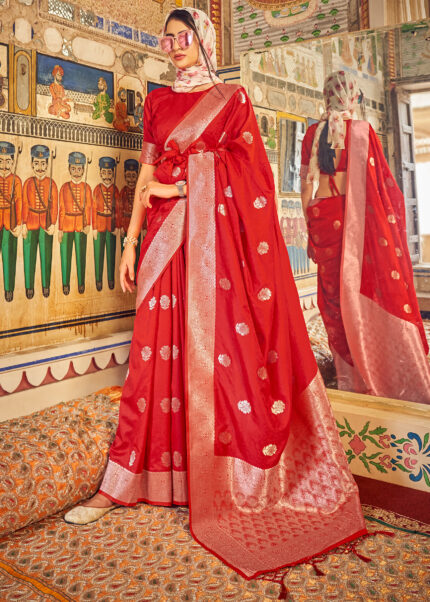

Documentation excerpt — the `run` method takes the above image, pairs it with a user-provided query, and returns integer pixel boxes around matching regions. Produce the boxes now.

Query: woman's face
[164,18,200,70]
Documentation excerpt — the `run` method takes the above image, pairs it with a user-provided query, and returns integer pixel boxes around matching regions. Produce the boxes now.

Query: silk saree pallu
[101,84,366,578]
[339,121,430,403]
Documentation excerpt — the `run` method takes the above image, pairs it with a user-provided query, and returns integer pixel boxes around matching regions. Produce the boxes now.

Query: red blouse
[139,87,216,165]
[301,120,351,178]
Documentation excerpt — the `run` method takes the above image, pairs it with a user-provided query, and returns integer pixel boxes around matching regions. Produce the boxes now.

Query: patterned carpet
[0,503,429,600]
[306,315,337,388]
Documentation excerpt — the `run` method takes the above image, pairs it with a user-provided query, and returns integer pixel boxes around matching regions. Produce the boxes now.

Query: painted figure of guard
[92,157,119,291]
[118,158,142,275]
[0,141,22,302]
[59,152,92,295]
[22,145,58,298]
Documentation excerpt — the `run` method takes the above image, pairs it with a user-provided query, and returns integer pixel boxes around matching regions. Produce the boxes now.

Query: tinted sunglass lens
[178,30,193,49]
[160,37,173,53]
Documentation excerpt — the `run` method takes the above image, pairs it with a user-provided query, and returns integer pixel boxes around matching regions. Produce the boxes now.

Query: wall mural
[397,20,430,79]
[0,43,8,112]
[35,54,145,134]
[278,199,309,276]
[40,0,162,46]
[0,39,171,355]
[232,0,349,62]
[0,133,141,296]
[241,28,388,286]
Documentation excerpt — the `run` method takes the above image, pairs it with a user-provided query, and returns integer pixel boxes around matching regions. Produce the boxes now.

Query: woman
[65,10,366,579]
[301,71,430,402]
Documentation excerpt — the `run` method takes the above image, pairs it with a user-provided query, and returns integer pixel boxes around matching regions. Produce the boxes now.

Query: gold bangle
[123,235,139,247]
[141,184,147,194]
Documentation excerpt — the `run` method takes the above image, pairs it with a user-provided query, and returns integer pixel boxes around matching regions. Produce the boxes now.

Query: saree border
[136,199,186,311]
[139,141,159,165]
[186,152,366,578]
[341,121,430,402]
[100,460,188,506]
[136,84,240,312]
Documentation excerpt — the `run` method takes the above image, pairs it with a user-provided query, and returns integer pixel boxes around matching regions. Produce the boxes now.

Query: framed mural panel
[8,46,36,115]
[0,43,8,112]
[36,53,115,125]
[113,73,145,133]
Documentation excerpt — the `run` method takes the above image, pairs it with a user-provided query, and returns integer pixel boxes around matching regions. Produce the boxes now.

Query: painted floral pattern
[336,417,430,488]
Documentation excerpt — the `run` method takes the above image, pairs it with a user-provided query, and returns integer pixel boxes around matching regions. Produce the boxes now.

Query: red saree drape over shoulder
[100,85,366,578]
[304,120,430,403]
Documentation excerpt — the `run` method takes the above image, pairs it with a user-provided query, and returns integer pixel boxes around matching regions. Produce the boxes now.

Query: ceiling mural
[233,0,349,62]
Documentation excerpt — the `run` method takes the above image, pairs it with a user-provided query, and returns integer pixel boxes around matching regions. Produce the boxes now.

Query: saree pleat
[100,243,188,506]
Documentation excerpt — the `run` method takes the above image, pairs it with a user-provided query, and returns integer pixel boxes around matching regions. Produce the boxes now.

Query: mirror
[241,20,430,404]
[278,113,306,194]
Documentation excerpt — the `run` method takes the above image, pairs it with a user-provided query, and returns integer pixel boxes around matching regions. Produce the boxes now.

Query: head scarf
[306,70,360,184]
[163,7,222,93]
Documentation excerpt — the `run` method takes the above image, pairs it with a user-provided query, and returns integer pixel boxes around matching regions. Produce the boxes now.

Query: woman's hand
[139,181,184,209]
[120,244,137,293]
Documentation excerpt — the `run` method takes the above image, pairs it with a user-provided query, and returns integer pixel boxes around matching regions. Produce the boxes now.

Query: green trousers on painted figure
[0,227,17,293]
[23,229,53,290]
[120,234,141,280]
[94,230,116,289]
[60,231,87,288]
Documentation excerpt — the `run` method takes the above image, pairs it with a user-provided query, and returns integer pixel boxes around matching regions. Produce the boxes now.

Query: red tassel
[353,549,372,563]
[310,561,326,576]
[371,530,395,538]
[278,580,289,600]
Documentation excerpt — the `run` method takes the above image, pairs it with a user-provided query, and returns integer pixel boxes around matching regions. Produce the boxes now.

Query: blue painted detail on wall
[147,81,168,94]
[140,32,158,48]
[94,16,104,30]
[37,54,114,97]
[111,21,133,40]
[0,341,131,373]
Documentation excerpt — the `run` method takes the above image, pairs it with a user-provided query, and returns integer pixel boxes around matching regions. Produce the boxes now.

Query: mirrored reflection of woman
[301,71,430,403]
[64,11,366,579]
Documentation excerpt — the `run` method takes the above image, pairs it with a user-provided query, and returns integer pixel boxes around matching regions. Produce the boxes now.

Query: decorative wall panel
[241,27,388,296]
[0,1,172,359]
[232,0,349,62]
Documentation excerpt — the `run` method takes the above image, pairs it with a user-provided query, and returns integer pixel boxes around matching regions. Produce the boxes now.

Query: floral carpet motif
[0,504,429,601]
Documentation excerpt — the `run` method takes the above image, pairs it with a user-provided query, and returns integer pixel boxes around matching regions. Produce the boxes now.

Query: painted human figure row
[279,200,309,275]
[0,141,142,301]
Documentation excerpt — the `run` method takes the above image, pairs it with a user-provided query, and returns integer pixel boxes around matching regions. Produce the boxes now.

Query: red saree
[306,120,430,402]
[100,84,366,578]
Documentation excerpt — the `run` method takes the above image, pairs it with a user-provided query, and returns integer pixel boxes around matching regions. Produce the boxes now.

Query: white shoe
[64,504,118,525]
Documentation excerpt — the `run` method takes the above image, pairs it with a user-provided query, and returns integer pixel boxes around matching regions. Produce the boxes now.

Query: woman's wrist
[124,233,139,247]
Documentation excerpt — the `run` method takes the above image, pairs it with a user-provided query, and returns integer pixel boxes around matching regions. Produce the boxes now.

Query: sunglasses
[158,30,194,54]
